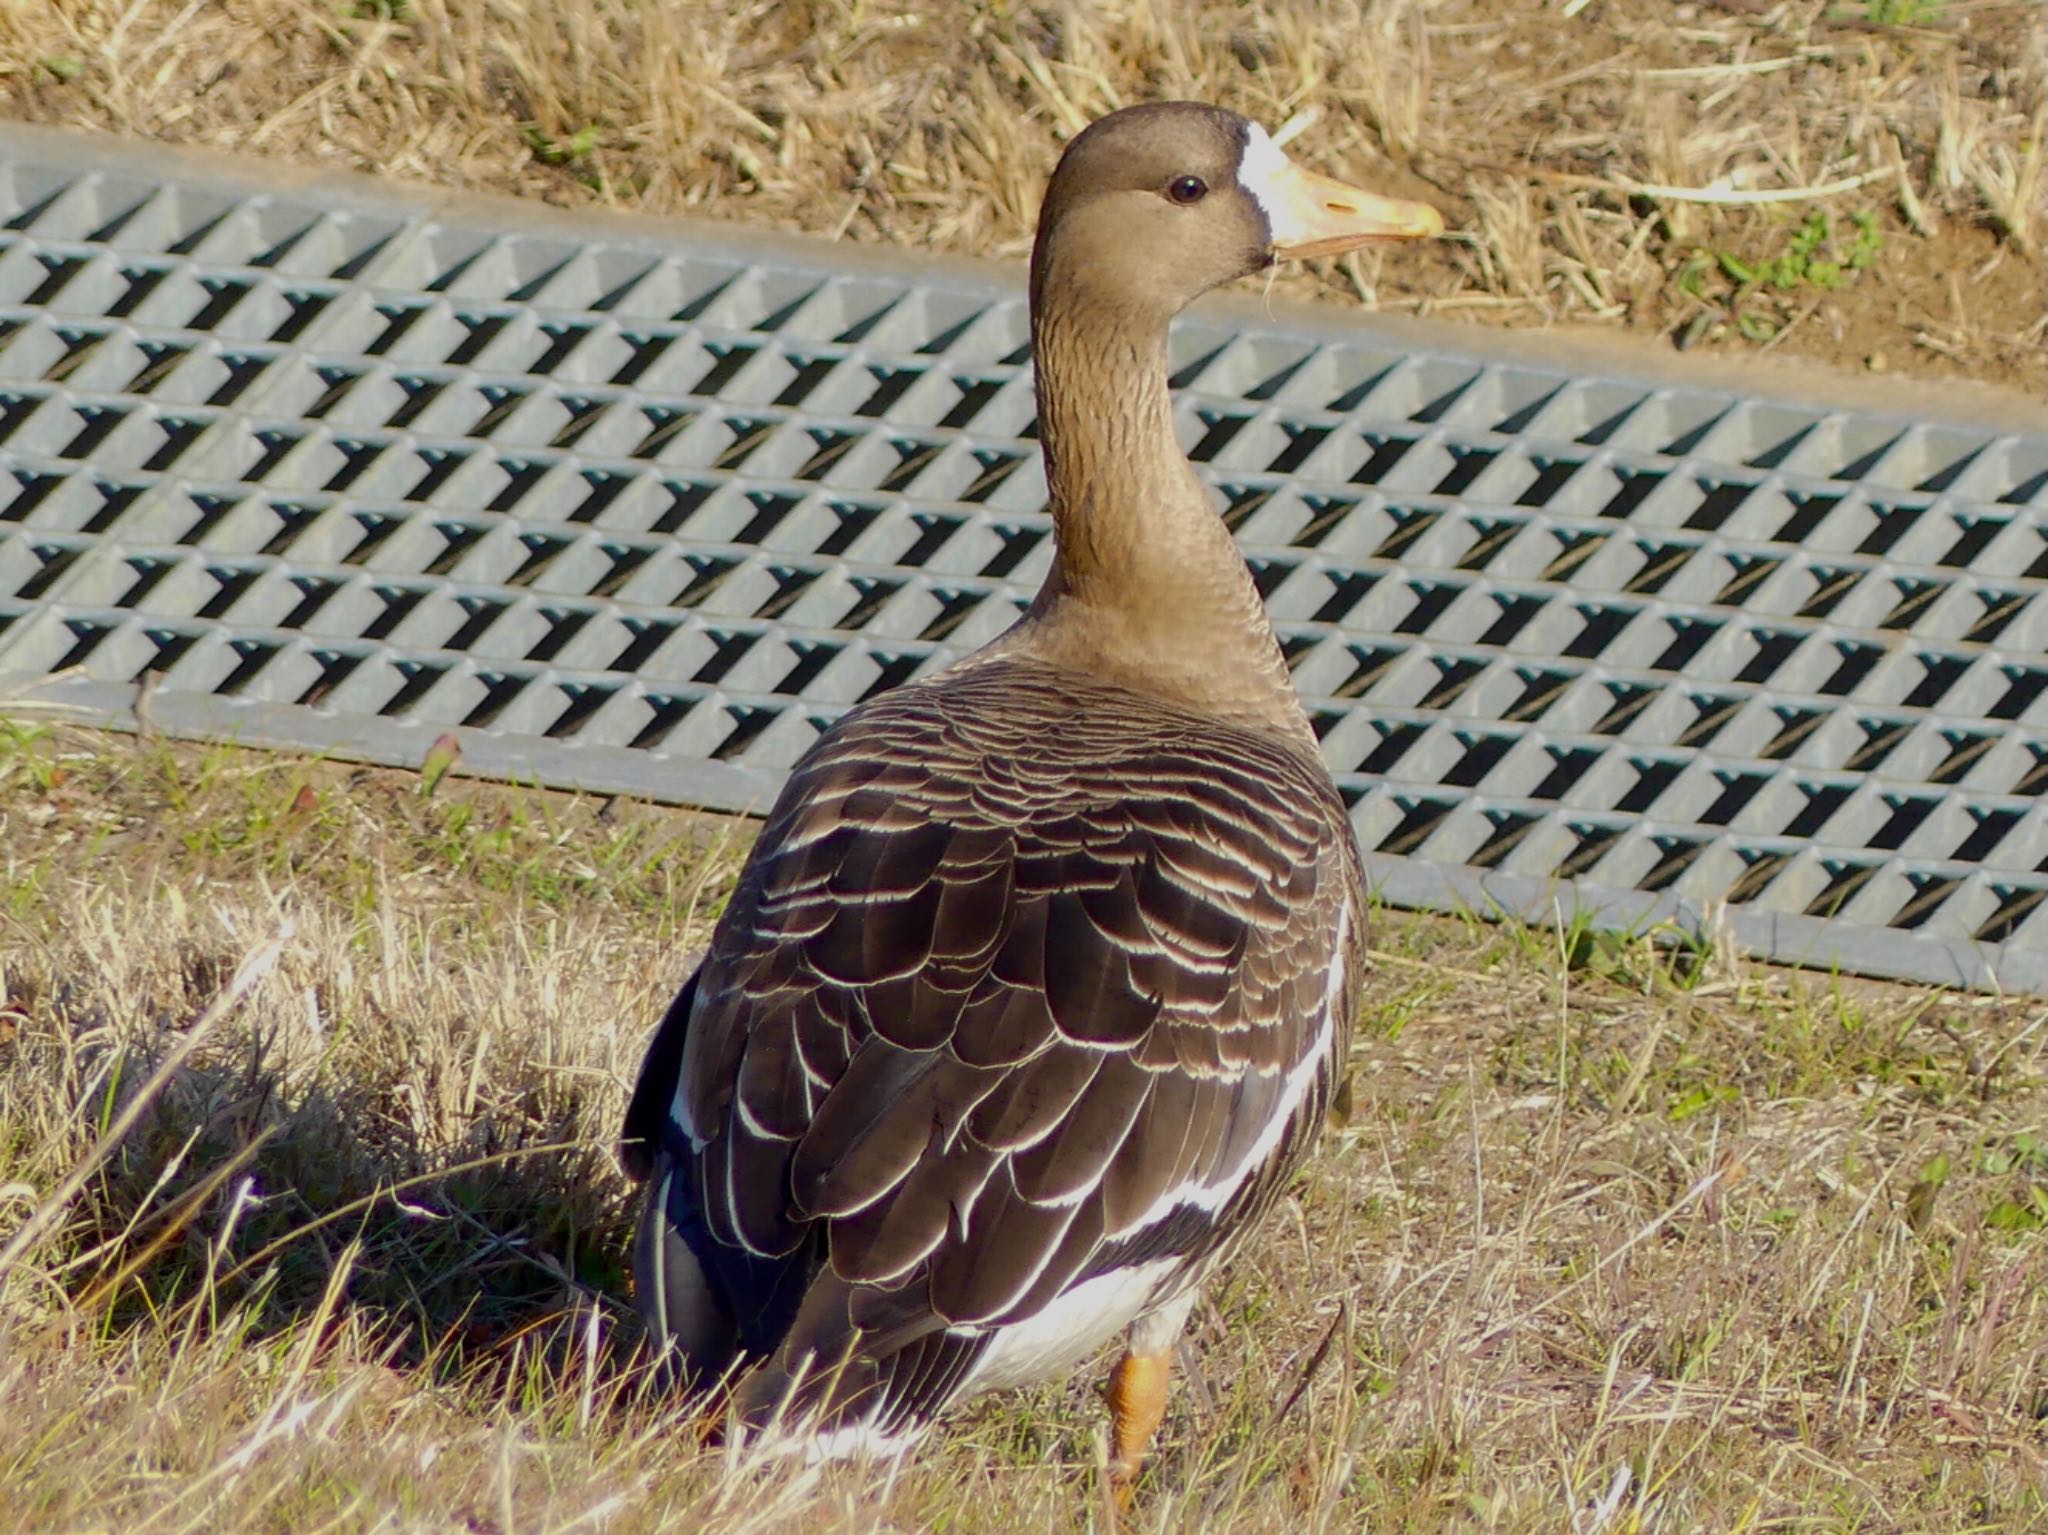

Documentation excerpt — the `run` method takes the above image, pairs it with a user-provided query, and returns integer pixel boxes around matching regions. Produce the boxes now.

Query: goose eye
[1167,175,1208,205]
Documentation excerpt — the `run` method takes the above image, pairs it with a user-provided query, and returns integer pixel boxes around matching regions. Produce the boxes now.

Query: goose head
[1030,102,1444,319]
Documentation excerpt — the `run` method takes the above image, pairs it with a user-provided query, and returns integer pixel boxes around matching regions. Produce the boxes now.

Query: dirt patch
[1,2,2041,393]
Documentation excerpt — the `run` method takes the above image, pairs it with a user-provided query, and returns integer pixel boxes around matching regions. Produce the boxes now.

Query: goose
[621,101,1443,1489]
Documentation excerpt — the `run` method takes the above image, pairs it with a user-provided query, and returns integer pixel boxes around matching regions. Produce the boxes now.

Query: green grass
[1678,208,1889,345]
[1855,0,1946,24]
[2,723,2045,1532]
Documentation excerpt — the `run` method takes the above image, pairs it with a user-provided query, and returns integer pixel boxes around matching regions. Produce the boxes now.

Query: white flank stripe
[645,1166,672,1353]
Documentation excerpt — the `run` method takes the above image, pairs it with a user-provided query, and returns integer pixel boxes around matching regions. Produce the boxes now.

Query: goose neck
[1011,282,1308,739]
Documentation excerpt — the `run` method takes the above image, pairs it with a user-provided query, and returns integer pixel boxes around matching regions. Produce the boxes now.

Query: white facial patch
[1236,120,1293,230]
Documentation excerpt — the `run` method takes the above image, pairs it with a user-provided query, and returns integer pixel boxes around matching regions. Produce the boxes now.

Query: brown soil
[1,2,2042,395]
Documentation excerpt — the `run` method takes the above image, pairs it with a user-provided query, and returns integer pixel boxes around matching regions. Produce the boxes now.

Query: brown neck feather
[999,255,1311,743]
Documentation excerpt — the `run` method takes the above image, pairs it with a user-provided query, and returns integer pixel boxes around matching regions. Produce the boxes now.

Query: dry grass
[2,6,2044,1528]
[0,1,2041,391]
[2,719,2045,1532]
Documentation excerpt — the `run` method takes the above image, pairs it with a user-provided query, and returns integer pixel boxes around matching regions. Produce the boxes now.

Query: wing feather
[965,1044,1103,1152]
[791,1039,942,1217]
[929,1165,1086,1324]
[620,969,698,1181]
[1009,1053,1152,1203]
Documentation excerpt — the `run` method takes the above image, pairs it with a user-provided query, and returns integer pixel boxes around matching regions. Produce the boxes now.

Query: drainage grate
[2,127,2046,991]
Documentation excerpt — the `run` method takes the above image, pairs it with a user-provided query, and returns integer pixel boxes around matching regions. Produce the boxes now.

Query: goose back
[627,656,1362,1436]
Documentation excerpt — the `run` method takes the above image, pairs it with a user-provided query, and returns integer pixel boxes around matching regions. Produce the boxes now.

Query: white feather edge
[669,892,1347,1254]
[1115,898,1348,1230]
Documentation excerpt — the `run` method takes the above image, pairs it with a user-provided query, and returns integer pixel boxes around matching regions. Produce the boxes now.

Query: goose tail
[634,1161,738,1392]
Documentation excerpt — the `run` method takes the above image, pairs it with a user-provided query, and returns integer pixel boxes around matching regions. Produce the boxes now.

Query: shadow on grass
[28,951,651,1393]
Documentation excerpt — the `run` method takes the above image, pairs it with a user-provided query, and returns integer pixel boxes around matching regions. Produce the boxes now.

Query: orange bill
[1237,122,1444,259]
[1261,162,1444,259]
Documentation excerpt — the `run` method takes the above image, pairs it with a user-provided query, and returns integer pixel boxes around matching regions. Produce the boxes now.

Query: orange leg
[1106,1346,1173,1506]
[690,1403,723,1447]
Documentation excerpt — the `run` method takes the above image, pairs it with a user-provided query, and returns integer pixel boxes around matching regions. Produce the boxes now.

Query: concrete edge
[5,670,2032,995]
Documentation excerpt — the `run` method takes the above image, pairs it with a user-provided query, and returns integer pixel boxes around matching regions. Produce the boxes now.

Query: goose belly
[957,1257,1186,1397]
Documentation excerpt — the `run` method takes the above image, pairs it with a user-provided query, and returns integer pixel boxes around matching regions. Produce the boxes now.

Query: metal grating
[3,127,2047,992]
